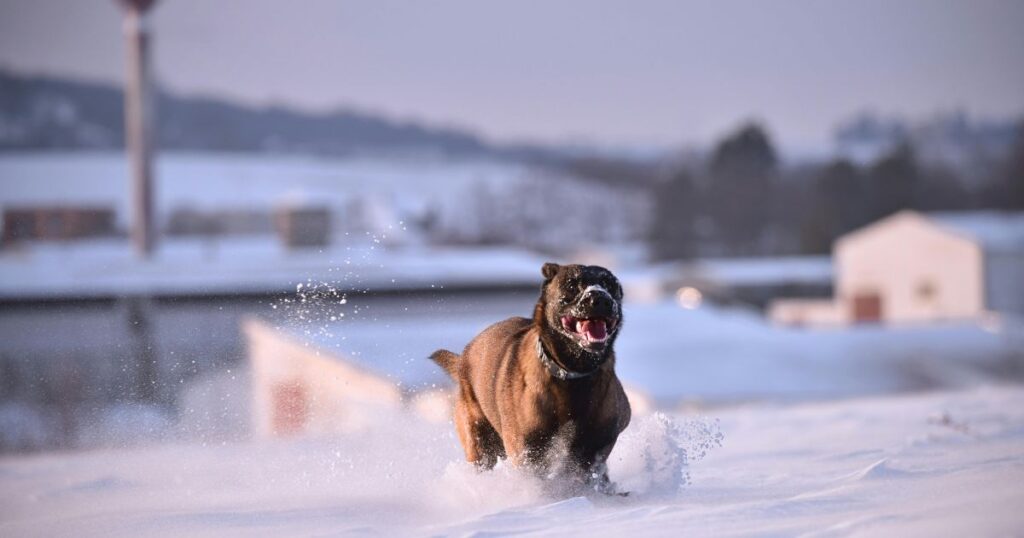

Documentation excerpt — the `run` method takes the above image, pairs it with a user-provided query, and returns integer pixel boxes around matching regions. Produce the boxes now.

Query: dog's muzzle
[579,286,616,314]
[560,286,619,347]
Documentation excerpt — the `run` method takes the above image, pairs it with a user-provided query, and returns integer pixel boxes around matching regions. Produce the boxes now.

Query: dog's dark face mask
[534,263,624,372]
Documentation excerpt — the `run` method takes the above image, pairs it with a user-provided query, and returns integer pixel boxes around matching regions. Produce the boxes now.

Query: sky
[0,0,1022,152]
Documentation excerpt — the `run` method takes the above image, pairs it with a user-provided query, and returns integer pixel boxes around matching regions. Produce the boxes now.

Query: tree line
[648,122,1024,260]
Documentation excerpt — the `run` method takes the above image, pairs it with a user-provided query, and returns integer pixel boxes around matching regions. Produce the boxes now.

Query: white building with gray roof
[771,210,1024,325]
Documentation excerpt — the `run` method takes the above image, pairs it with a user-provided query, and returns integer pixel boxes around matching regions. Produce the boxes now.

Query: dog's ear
[541,262,561,281]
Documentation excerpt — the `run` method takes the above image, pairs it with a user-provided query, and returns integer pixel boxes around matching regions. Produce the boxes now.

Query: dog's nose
[581,289,614,311]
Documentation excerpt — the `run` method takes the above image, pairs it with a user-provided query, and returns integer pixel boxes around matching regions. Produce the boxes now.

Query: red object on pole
[118,0,158,258]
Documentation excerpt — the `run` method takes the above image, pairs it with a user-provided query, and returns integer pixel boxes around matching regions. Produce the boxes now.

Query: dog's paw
[588,476,628,497]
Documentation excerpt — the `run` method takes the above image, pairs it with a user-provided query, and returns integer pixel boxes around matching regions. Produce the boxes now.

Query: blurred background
[0,0,1022,452]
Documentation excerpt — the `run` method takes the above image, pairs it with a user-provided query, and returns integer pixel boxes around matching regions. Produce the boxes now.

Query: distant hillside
[0,70,530,159]
[833,110,1022,176]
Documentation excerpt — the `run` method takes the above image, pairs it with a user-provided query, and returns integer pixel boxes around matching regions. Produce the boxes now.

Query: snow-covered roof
[929,211,1024,252]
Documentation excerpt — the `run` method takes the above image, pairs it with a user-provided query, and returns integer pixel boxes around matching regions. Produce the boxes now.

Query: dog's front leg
[501,434,530,468]
[578,443,627,495]
[502,432,548,471]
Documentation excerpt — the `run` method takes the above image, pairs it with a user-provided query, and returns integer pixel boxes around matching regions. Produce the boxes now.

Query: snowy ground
[615,302,1023,405]
[2,386,1022,536]
[286,296,1023,406]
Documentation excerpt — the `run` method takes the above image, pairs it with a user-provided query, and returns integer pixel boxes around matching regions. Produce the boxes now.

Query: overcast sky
[1,0,1022,151]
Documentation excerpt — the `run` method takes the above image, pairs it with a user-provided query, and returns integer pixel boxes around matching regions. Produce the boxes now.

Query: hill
[0,70,539,159]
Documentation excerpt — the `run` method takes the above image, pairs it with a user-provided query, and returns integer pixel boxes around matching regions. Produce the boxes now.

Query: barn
[771,210,1024,325]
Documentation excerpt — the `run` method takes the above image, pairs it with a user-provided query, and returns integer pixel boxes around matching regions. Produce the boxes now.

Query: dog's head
[534,263,624,368]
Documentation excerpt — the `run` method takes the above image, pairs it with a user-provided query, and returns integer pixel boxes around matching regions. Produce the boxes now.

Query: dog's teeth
[576,321,585,333]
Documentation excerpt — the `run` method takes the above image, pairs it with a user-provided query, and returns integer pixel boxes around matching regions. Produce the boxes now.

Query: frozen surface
[2,386,1022,536]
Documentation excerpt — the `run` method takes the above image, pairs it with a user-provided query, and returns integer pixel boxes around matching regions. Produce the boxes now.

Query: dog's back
[430,316,531,389]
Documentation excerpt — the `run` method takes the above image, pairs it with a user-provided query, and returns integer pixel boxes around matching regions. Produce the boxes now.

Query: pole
[121,1,156,257]
[118,0,160,404]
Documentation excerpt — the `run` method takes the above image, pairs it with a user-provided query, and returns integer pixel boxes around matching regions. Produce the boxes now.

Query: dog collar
[536,338,594,380]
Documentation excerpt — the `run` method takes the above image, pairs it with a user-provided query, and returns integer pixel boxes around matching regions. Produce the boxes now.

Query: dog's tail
[429,349,460,379]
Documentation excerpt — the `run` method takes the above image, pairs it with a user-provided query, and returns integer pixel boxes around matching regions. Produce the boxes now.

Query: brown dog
[431,263,631,492]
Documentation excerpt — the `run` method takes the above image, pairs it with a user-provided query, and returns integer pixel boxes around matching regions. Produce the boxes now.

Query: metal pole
[121,2,156,257]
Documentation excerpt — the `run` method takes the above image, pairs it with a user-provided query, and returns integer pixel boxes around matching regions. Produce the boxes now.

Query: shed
[770,210,1024,325]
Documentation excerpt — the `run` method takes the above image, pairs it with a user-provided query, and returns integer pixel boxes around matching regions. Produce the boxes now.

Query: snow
[0,150,644,299]
[614,302,1021,405]
[1,270,1022,536]
[280,295,1021,404]
[279,294,523,389]
[2,386,1022,536]
[0,151,531,229]
[2,151,1022,534]
[0,151,651,254]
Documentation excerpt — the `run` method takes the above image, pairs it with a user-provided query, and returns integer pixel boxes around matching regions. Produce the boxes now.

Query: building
[770,210,1024,326]
[2,206,117,244]
[274,206,331,248]
[166,208,275,236]
[245,318,451,437]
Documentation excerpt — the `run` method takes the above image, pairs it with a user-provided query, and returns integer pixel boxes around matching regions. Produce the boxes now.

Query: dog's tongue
[580,319,607,341]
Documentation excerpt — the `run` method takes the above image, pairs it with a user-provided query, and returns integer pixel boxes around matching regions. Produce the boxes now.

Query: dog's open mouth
[561,315,617,345]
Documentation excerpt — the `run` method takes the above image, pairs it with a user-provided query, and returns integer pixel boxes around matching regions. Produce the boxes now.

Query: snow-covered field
[2,386,1022,536]
[2,151,1022,535]
[0,151,650,254]
[615,303,1022,405]
[0,152,530,229]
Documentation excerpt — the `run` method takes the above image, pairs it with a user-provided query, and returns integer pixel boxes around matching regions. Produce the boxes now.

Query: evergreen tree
[706,123,778,254]
[649,167,700,260]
